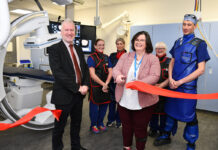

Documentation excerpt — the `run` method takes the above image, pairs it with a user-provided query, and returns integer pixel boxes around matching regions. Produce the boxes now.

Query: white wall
[74,0,218,55]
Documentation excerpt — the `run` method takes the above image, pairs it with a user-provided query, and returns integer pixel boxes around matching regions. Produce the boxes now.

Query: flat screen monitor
[80,25,96,54]
[75,25,80,38]
[48,22,96,54]
[48,21,61,33]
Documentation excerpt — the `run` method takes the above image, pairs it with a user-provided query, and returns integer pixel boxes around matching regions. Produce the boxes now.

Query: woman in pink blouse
[113,31,160,150]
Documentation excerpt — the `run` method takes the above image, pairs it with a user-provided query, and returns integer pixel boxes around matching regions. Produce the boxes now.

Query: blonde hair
[155,42,167,50]
[115,38,125,44]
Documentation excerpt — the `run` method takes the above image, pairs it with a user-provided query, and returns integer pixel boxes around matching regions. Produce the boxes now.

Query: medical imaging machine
[0,0,66,130]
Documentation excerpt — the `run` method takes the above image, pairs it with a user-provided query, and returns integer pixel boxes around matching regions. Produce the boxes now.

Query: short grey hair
[155,42,167,50]
[61,18,74,26]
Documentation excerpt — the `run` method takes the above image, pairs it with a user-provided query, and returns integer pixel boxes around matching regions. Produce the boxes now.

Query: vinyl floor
[0,96,218,150]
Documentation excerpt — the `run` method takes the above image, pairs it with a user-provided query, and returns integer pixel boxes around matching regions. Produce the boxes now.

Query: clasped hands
[169,78,183,89]
[79,85,89,95]
[102,83,109,93]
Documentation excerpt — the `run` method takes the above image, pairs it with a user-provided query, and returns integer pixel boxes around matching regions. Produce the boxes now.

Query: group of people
[48,13,210,150]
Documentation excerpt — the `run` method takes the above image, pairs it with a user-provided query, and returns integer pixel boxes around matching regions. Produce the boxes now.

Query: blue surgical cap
[184,14,197,25]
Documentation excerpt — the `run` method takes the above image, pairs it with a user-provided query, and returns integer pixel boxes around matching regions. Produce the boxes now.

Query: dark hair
[95,39,104,45]
[131,31,153,53]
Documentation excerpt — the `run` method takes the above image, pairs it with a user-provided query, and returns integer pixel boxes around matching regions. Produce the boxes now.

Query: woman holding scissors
[113,31,160,150]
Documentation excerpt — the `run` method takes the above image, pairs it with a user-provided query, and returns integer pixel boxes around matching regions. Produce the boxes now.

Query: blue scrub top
[87,56,113,68]
[170,36,210,63]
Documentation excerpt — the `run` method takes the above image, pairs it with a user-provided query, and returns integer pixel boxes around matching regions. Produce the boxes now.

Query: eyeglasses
[156,48,165,50]
[135,39,146,42]
[184,14,197,20]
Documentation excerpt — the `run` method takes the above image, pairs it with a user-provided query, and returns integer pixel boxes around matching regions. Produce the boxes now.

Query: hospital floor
[0,95,218,150]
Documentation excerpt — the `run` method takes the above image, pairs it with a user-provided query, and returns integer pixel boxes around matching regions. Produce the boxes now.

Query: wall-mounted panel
[197,22,218,112]
[152,23,182,55]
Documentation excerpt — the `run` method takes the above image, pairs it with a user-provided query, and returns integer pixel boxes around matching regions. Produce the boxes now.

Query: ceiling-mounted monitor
[48,21,96,54]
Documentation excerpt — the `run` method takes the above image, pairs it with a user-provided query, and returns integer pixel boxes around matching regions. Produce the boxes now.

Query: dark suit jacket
[48,40,90,105]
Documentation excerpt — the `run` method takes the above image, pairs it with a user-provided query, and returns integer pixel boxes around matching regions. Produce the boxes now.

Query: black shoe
[187,143,195,150]
[116,123,122,128]
[80,145,87,150]
[148,129,158,137]
[159,131,163,136]
[153,136,171,146]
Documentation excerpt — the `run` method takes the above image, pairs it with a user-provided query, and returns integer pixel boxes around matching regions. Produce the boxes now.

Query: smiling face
[155,47,166,57]
[116,41,125,51]
[134,34,146,52]
[182,20,196,35]
[94,40,105,52]
[61,21,75,44]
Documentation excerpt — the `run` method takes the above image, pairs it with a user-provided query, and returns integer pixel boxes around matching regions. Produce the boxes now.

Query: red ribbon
[0,107,62,131]
[126,81,218,100]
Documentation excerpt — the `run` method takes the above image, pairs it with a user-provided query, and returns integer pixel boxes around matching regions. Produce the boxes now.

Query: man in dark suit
[48,18,89,150]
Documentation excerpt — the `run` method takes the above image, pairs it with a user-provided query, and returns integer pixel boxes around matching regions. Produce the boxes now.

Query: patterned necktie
[69,44,81,85]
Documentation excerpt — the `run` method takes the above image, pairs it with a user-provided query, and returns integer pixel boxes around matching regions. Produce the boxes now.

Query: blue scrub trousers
[107,100,121,124]
[89,100,108,127]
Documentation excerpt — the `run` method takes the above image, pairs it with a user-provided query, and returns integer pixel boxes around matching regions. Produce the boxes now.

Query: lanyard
[134,54,144,79]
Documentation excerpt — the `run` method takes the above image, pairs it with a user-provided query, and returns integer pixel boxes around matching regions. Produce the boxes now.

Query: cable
[194,0,197,11]
[34,0,44,11]
[197,23,218,58]
[194,0,218,58]
[200,0,202,11]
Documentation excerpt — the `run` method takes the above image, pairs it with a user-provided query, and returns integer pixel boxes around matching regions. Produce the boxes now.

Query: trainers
[153,135,171,146]
[91,126,100,134]
[98,125,107,131]
[106,121,115,127]
[116,123,122,128]
[148,129,159,137]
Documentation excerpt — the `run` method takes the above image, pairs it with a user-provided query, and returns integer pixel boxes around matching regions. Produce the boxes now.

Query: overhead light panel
[11,9,33,15]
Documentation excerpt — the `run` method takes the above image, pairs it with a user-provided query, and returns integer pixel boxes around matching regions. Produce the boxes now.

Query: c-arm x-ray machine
[0,0,66,130]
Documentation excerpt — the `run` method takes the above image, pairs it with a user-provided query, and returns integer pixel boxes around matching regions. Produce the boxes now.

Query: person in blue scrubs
[154,14,210,150]
[87,39,113,134]
[106,38,126,128]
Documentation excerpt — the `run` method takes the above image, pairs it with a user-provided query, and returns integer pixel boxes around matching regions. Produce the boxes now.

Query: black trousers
[52,93,83,150]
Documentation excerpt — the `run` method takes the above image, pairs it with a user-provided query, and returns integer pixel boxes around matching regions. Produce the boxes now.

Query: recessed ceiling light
[10,9,33,15]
